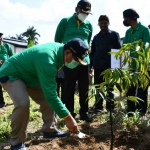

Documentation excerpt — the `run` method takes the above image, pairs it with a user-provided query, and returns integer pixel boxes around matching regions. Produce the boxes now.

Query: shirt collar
[0,41,4,46]
[130,22,141,31]
[99,29,111,35]
[129,22,141,35]
[134,22,141,30]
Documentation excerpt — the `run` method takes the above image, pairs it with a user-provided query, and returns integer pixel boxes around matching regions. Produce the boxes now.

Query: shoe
[43,130,70,138]
[0,103,5,108]
[11,142,26,150]
[80,113,93,122]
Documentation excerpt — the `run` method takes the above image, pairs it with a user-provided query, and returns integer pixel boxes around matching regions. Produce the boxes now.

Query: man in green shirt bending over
[123,9,150,116]
[0,38,87,150]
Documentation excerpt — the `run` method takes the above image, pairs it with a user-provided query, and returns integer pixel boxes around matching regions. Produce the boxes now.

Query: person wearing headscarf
[123,9,150,116]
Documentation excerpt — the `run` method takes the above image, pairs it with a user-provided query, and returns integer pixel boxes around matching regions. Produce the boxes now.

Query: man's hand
[64,114,78,133]
[0,60,4,65]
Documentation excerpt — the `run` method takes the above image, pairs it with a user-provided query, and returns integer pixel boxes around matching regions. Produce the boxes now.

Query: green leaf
[122,78,127,90]
[134,58,139,69]
[115,82,122,92]
[127,96,138,103]
[120,101,125,109]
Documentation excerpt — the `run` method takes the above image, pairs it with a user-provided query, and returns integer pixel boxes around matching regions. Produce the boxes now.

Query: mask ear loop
[72,55,79,62]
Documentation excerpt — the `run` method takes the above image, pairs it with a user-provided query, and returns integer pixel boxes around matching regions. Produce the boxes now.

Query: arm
[36,63,78,132]
[36,63,69,118]
[88,23,93,45]
[90,36,96,69]
[7,44,13,57]
[142,28,150,44]
[54,18,67,43]
[114,32,121,49]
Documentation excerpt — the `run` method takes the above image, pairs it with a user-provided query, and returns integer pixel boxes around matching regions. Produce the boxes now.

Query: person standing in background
[54,0,93,122]
[56,68,65,103]
[122,9,150,116]
[90,15,121,113]
[0,32,13,108]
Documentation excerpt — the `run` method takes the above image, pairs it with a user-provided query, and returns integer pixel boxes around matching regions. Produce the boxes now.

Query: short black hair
[98,15,109,22]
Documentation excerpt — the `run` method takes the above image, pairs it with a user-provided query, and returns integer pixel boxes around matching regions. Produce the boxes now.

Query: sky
[0,0,150,44]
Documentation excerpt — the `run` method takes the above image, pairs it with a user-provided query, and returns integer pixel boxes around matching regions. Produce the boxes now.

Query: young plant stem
[110,101,114,150]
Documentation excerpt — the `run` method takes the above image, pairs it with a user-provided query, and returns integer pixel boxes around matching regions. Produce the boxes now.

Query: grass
[0,88,95,142]
[1,87,150,149]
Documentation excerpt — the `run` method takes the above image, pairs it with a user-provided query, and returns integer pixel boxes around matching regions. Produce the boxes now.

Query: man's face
[64,50,79,63]
[0,35,3,44]
[75,7,89,21]
[64,50,73,63]
[123,17,131,27]
[99,20,109,32]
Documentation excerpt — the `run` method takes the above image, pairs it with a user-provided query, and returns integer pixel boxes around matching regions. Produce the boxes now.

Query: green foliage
[89,40,150,149]
[0,114,11,142]
[29,101,41,121]
[112,111,150,129]
[22,26,40,45]
[89,40,150,111]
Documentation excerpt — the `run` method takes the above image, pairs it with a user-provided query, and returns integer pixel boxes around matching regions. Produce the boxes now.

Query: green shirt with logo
[54,13,93,64]
[0,43,70,118]
[0,42,13,66]
[123,22,150,70]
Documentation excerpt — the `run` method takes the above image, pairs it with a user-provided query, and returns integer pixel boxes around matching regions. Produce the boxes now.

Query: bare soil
[1,107,150,150]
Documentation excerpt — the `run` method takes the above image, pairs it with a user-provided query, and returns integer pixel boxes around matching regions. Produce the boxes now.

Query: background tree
[22,26,40,47]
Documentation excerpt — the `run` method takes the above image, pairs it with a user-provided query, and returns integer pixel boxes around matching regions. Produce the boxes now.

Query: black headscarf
[123,9,139,19]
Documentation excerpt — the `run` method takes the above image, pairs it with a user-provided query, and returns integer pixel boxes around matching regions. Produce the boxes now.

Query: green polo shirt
[0,43,70,118]
[0,42,13,67]
[123,22,150,70]
[54,13,93,64]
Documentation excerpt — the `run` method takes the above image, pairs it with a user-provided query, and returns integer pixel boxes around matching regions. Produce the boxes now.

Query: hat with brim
[81,9,92,14]
[78,58,87,65]
[77,0,92,14]
[64,38,89,65]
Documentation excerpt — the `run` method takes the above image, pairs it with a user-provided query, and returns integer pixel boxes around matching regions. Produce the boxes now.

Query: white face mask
[77,13,88,22]
[65,59,79,69]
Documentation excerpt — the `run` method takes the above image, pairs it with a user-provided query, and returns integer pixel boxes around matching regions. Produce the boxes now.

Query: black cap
[123,9,139,19]
[98,15,109,22]
[64,38,89,65]
[77,0,92,14]
[0,33,3,36]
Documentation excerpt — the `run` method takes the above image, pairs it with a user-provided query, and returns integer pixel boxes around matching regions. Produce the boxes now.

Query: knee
[14,99,30,110]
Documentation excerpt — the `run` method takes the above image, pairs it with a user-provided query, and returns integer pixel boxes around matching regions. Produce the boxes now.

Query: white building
[3,38,27,54]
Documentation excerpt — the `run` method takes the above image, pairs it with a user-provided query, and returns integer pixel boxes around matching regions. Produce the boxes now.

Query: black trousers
[127,84,148,114]
[0,85,4,104]
[94,69,114,110]
[64,65,89,115]
[56,77,65,103]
